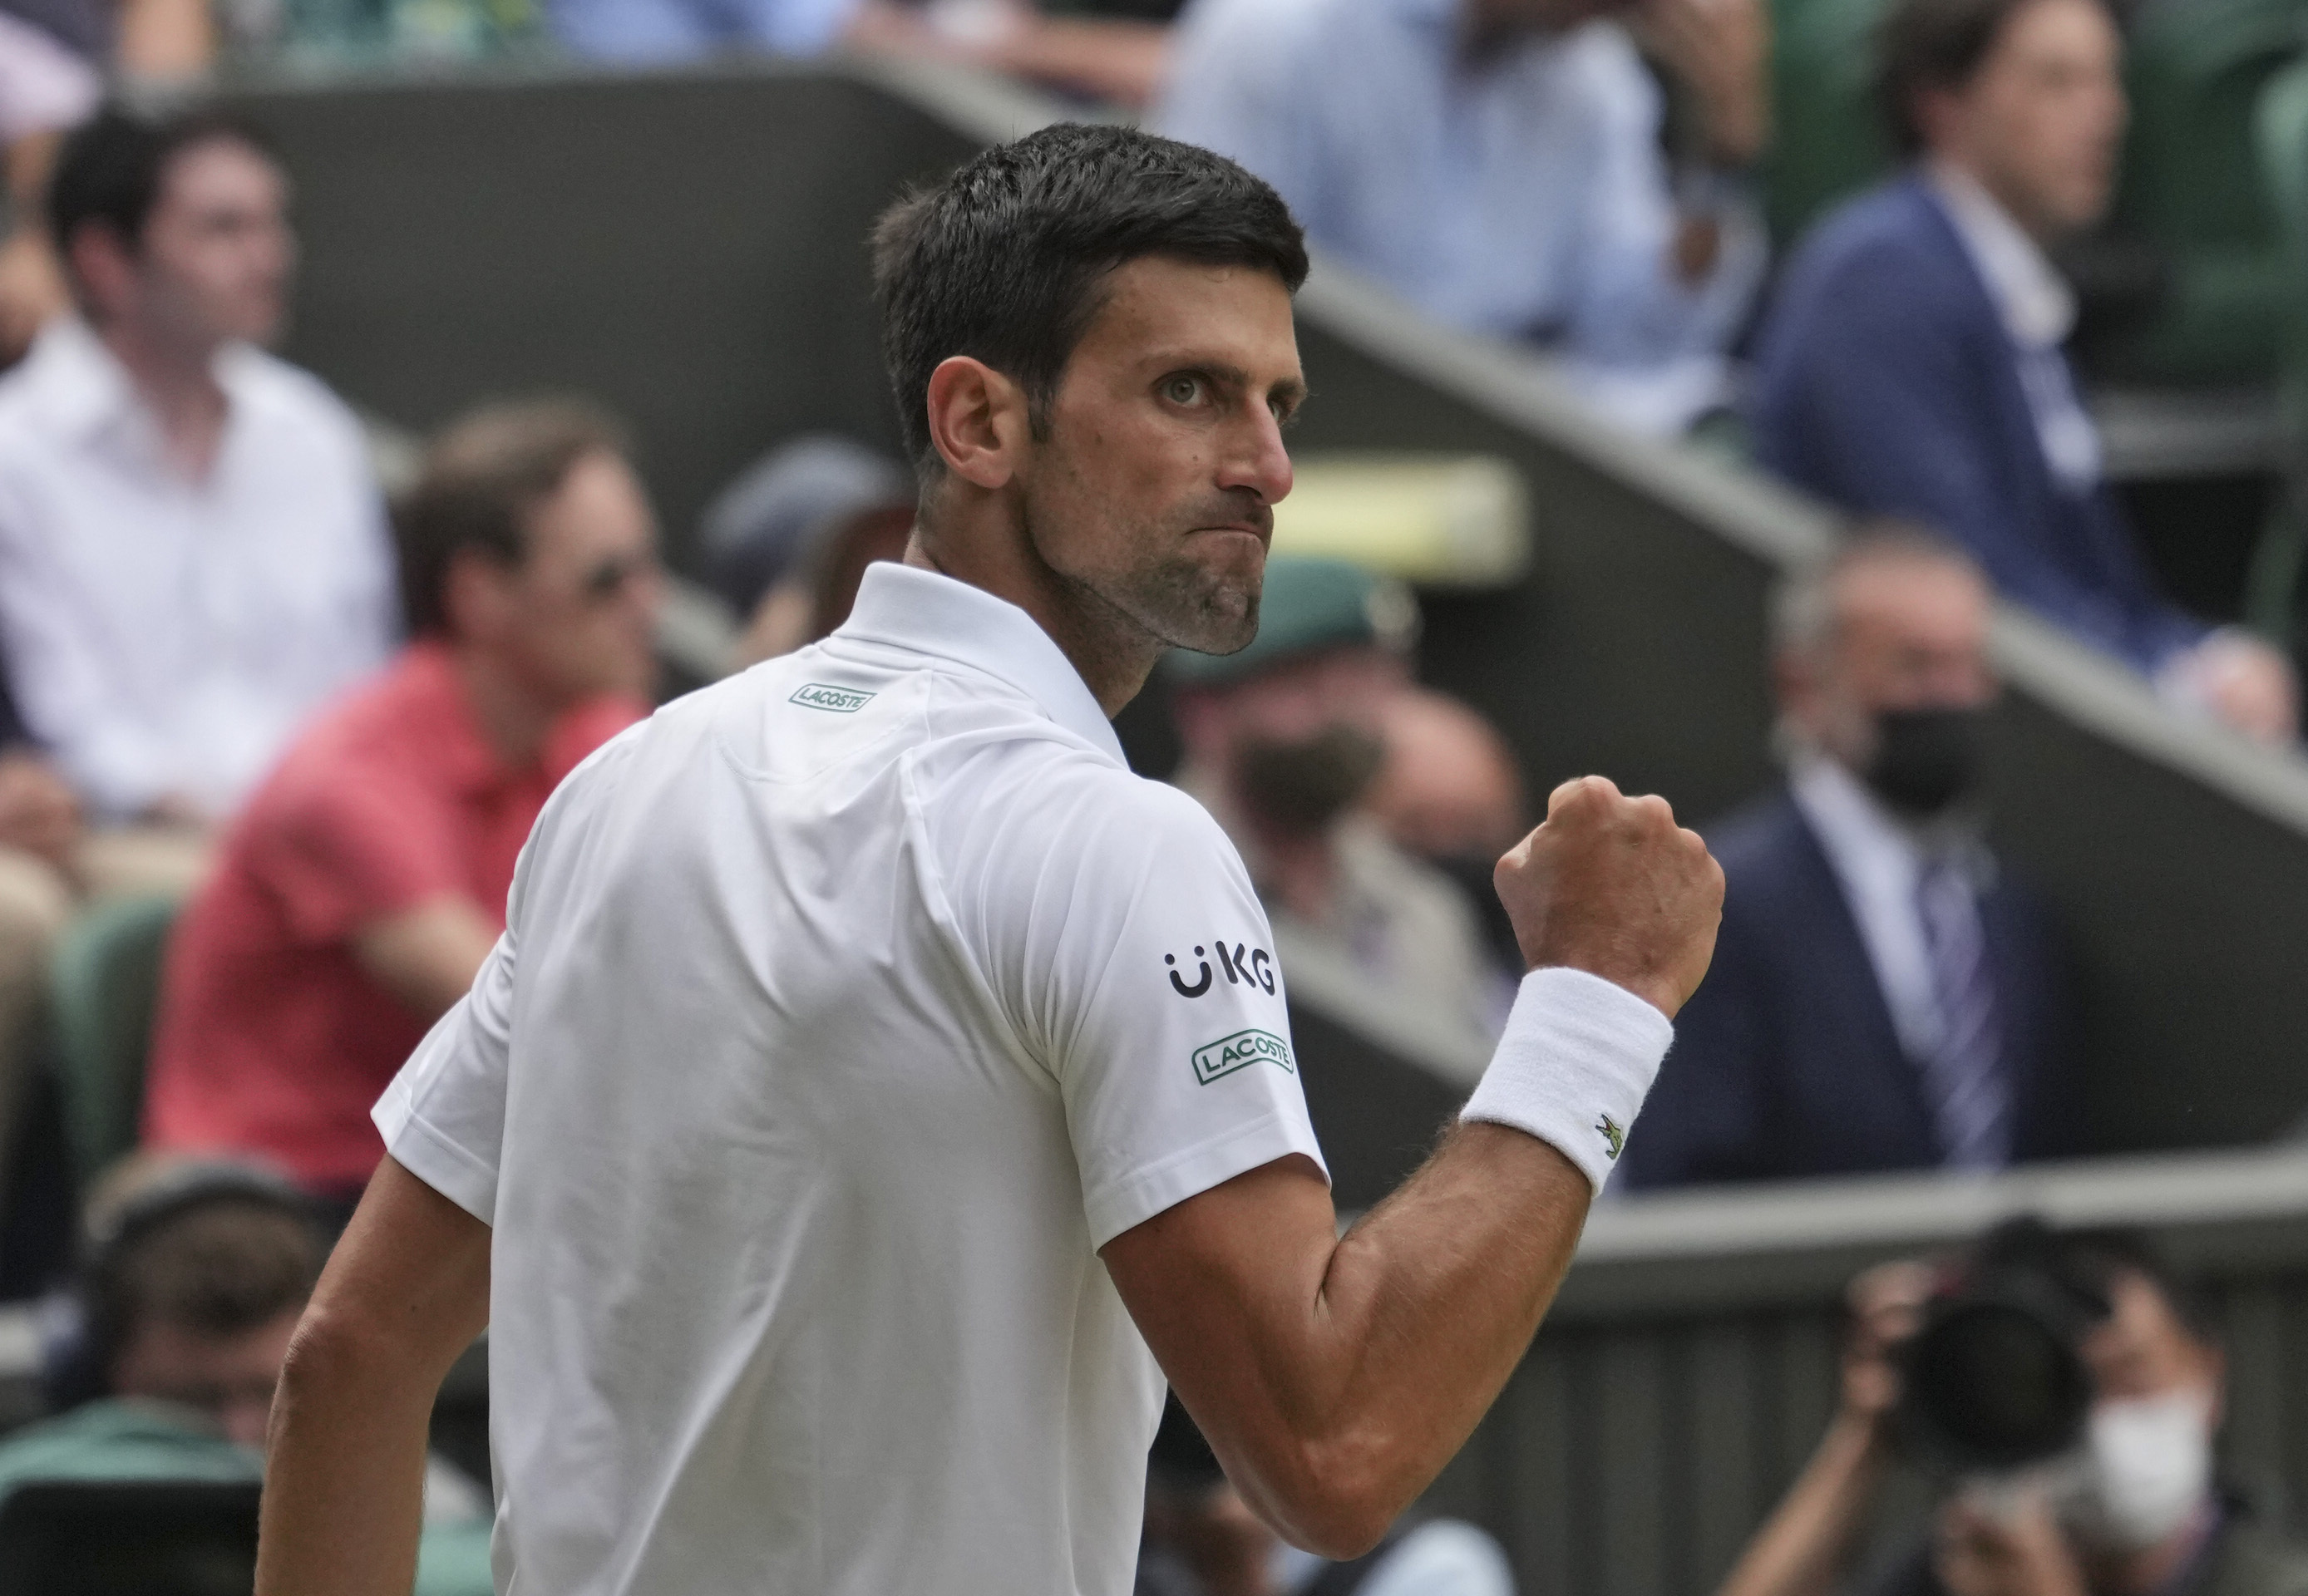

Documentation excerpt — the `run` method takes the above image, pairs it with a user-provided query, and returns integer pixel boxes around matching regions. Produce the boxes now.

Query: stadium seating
[2091,0,2308,382]
[2244,52,2308,642]
[1758,0,1891,248]
[47,899,177,1193]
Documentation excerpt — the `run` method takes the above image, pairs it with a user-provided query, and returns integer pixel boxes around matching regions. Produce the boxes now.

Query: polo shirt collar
[835,562,1127,766]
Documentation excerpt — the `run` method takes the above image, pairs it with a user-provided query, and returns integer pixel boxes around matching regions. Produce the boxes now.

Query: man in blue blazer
[1748,0,2294,743]
[1620,531,2078,1187]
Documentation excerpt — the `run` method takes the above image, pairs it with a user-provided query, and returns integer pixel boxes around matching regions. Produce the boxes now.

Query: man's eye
[1161,375,1206,406]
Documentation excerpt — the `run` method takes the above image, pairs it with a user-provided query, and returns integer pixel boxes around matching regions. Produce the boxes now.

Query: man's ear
[925,357,1030,490]
[1911,87,1963,157]
[441,546,514,643]
[64,223,135,322]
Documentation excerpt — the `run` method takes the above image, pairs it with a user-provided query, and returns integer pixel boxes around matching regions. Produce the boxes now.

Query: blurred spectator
[1140,1392,1515,1596]
[2,1156,491,1594]
[1363,685,1528,974]
[1155,0,1770,436]
[0,106,397,838]
[1716,1223,2308,1596]
[545,0,1169,106]
[1747,0,2296,744]
[142,400,655,1206]
[700,433,913,667]
[1620,530,2077,1188]
[0,4,97,365]
[1170,555,1507,1069]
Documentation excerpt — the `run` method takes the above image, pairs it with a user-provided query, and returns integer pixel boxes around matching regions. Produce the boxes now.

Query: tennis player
[255,122,1722,1595]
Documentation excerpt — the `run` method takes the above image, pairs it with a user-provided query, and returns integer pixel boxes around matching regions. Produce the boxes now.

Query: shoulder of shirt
[221,348,367,444]
[233,661,444,815]
[1561,18,1645,74]
[1780,179,1979,305]
[922,724,1238,860]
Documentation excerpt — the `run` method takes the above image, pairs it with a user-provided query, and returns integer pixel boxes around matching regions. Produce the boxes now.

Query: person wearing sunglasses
[141,397,658,1220]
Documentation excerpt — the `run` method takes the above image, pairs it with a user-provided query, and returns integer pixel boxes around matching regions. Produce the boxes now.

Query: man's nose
[1217,406,1294,507]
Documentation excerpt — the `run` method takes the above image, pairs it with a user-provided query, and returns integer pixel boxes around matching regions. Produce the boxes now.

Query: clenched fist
[1493,776,1723,1018]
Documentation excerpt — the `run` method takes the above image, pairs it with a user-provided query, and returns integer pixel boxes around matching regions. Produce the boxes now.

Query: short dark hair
[395,398,629,637]
[88,1189,321,1386]
[46,105,279,269]
[870,123,1309,478]
[1875,0,2118,155]
[2060,1225,2220,1349]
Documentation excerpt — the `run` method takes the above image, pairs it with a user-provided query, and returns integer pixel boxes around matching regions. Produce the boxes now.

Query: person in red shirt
[143,398,661,1204]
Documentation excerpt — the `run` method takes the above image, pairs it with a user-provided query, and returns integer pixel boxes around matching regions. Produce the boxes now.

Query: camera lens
[1901,1297,2094,1471]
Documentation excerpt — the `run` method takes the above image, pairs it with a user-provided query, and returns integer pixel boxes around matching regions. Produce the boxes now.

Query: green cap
[1166,554,1419,687]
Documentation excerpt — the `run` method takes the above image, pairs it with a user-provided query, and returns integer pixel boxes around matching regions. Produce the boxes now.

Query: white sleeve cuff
[1459,966,1674,1191]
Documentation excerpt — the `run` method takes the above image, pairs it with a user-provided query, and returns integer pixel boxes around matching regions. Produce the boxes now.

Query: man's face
[2082,1272,2219,1406]
[111,1307,302,1449]
[116,138,297,349]
[477,451,664,707]
[1781,558,1996,771]
[1926,0,2127,239]
[1015,257,1303,658]
[1176,648,1404,840]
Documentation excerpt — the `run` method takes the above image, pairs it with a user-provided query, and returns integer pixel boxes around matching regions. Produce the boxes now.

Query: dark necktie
[1914,858,2010,1170]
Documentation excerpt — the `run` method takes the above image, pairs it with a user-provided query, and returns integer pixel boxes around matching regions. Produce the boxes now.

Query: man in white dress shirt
[1155,0,1773,436]
[255,125,1722,1595]
[0,105,394,837]
[0,106,392,1190]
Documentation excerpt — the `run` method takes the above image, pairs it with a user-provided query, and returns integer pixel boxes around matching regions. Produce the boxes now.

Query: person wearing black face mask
[1168,556,1513,1088]
[1616,525,2079,1189]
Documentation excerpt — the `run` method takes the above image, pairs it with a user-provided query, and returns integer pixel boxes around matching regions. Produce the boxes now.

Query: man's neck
[905,495,1159,719]
[96,317,231,482]
[1927,153,2058,249]
[451,646,562,768]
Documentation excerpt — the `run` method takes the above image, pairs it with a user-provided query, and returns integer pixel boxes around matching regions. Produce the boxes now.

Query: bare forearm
[1113,1126,1590,1553]
[1714,1412,1886,1596]
[1285,1126,1589,1525]
[257,1157,491,1596]
[256,1318,443,1596]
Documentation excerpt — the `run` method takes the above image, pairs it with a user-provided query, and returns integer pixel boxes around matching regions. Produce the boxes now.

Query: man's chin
[1161,592,1261,657]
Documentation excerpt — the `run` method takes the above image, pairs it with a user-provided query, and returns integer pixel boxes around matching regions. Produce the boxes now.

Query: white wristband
[1460,966,1674,1192]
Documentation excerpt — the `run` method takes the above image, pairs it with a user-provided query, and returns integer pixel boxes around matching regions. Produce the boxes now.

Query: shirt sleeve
[371,808,541,1223]
[243,766,467,944]
[0,465,160,817]
[933,746,1328,1249]
[1560,28,1765,372]
[374,921,515,1222]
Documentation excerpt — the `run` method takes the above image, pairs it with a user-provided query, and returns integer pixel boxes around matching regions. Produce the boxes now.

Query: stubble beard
[1025,488,1269,658]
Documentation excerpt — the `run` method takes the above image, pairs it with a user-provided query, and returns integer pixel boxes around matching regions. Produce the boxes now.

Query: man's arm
[352,895,499,1020]
[1712,1262,1929,1596]
[1102,776,1721,1557]
[1106,1128,1589,1556]
[256,1156,490,1596]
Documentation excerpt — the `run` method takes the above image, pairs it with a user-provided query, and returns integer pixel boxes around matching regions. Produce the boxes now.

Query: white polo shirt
[375,561,1327,1595]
